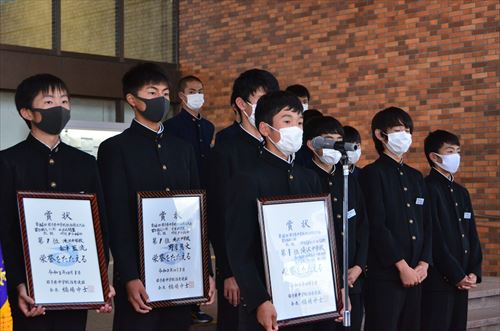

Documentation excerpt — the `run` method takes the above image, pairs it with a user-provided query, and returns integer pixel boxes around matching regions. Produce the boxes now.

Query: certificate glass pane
[0,0,52,49]
[262,200,337,321]
[141,196,204,302]
[22,198,105,305]
[61,0,116,56]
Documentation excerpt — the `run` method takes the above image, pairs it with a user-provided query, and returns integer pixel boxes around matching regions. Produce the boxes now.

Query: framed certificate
[137,190,210,307]
[17,191,110,310]
[257,194,342,327]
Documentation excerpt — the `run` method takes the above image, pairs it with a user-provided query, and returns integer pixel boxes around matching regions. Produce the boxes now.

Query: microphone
[311,136,358,152]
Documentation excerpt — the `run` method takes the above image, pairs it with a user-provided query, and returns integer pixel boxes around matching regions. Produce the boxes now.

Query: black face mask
[134,95,170,123]
[31,106,71,135]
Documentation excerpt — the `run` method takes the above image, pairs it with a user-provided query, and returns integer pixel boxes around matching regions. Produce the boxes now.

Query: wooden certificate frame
[257,194,342,327]
[137,190,210,307]
[17,191,110,310]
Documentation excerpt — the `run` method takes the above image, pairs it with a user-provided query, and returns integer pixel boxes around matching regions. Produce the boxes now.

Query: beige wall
[1,0,176,62]
[124,0,176,63]
[0,0,52,49]
[61,0,115,56]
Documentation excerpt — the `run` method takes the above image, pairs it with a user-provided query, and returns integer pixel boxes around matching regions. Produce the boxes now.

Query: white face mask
[347,148,361,165]
[186,93,204,111]
[243,102,257,127]
[385,131,412,156]
[434,153,460,174]
[267,124,303,156]
[319,149,342,165]
[302,103,309,112]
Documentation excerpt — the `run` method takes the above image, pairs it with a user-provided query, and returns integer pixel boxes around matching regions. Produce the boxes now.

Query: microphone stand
[341,153,350,327]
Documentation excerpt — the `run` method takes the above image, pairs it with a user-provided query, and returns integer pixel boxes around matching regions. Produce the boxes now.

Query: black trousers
[421,289,468,331]
[216,279,239,331]
[113,284,191,331]
[12,306,87,331]
[364,278,422,331]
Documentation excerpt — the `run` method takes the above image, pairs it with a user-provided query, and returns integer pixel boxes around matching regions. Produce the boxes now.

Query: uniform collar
[238,124,264,145]
[312,158,336,176]
[27,134,61,153]
[379,153,405,168]
[133,118,164,134]
[430,167,454,183]
[262,147,294,169]
[130,119,164,139]
[180,108,202,121]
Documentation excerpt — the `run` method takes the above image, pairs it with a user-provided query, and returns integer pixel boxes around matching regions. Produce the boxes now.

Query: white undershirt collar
[32,134,60,151]
[239,124,264,142]
[134,119,164,134]
[264,147,294,164]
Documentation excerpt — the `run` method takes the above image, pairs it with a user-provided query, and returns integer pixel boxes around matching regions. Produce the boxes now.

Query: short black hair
[343,125,361,144]
[424,130,460,167]
[304,116,344,143]
[122,62,170,97]
[303,109,323,127]
[178,75,203,93]
[255,90,302,128]
[15,73,69,128]
[230,69,280,114]
[371,106,414,155]
[285,84,310,100]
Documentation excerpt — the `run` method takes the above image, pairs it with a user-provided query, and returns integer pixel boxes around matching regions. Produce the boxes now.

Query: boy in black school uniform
[303,116,369,331]
[285,84,313,168]
[215,119,240,143]
[343,125,362,178]
[215,69,280,145]
[421,130,482,331]
[0,74,113,331]
[285,84,310,112]
[359,107,432,331]
[163,75,214,190]
[163,75,214,324]
[225,91,346,331]
[97,63,215,331]
[294,109,322,169]
[207,69,279,331]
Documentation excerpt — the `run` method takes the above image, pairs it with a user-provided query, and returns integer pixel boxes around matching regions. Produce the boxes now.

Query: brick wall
[179,0,500,275]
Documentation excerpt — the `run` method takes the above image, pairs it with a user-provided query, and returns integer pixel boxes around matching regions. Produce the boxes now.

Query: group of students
[0,63,482,331]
